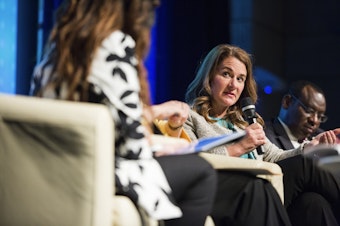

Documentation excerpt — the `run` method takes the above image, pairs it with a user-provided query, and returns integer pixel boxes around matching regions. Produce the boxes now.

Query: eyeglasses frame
[289,92,328,123]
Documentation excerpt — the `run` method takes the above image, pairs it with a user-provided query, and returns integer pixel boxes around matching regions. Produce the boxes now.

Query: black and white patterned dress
[31,30,182,220]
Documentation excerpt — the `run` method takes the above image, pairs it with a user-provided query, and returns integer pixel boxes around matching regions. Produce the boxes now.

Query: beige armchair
[199,153,284,203]
[0,94,283,226]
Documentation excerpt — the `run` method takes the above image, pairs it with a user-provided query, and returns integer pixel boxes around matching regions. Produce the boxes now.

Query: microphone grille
[240,97,256,115]
[240,97,254,108]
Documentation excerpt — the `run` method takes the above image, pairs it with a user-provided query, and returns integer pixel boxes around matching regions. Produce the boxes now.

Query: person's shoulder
[264,117,276,126]
[189,109,199,116]
[189,109,205,120]
[264,117,279,131]
[108,30,133,40]
[101,30,136,52]
[187,109,208,125]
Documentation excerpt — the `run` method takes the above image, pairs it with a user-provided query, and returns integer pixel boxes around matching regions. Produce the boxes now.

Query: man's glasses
[289,93,328,123]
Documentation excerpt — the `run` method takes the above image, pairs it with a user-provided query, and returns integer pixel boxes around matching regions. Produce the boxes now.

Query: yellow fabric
[154,120,191,142]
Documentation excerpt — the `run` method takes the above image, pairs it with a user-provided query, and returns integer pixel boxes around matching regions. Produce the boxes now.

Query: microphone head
[240,97,256,118]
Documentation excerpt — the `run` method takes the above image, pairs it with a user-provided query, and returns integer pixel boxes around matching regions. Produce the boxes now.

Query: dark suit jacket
[264,117,323,150]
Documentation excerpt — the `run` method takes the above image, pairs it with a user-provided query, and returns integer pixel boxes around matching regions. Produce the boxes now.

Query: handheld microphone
[240,97,264,155]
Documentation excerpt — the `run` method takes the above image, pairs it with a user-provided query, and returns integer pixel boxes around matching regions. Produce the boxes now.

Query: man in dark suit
[265,80,326,150]
[264,80,339,226]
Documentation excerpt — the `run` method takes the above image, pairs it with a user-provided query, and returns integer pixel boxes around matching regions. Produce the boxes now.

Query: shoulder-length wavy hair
[37,0,158,103]
[185,44,264,128]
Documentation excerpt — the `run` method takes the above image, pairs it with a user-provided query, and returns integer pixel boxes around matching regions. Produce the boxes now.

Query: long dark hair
[37,0,158,103]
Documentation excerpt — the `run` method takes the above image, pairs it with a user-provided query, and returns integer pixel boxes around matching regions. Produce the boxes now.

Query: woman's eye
[222,72,231,77]
[237,76,245,82]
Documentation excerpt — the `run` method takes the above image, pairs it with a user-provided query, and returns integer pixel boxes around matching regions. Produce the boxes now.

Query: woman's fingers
[242,123,266,150]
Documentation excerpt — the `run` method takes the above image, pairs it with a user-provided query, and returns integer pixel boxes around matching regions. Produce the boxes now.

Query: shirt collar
[277,117,299,143]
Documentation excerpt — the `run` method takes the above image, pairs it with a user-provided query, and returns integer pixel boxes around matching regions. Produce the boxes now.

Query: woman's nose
[228,78,237,88]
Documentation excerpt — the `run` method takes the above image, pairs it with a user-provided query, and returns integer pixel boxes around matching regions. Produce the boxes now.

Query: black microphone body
[240,97,264,155]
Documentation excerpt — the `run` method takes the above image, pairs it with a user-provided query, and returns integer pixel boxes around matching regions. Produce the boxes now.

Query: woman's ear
[282,94,292,109]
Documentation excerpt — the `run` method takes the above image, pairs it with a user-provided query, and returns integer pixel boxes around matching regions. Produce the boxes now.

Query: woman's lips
[224,92,235,97]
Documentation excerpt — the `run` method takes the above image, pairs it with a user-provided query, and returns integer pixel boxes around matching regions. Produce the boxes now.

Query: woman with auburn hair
[186,44,261,131]
[31,0,217,225]
[184,43,340,226]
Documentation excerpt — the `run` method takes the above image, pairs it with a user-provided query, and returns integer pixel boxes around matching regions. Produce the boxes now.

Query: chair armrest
[304,144,340,176]
[199,152,284,203]
[0,94,114,226]
[318,155,340,172]
[199,152,282,175]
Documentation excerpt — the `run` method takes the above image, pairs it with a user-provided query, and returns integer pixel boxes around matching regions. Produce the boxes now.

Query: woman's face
[210,56,247,116]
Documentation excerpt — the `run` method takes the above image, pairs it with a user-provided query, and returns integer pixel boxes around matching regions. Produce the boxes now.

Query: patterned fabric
[30,31,182,220]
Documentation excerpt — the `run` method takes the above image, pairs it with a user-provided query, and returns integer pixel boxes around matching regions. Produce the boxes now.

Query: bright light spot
[264,85,272,94]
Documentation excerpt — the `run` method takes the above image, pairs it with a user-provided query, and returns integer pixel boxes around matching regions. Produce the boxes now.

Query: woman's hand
[152,101,190,132]
[152,101,189,120]
[143,100,189,126]
[227,123,266,156]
